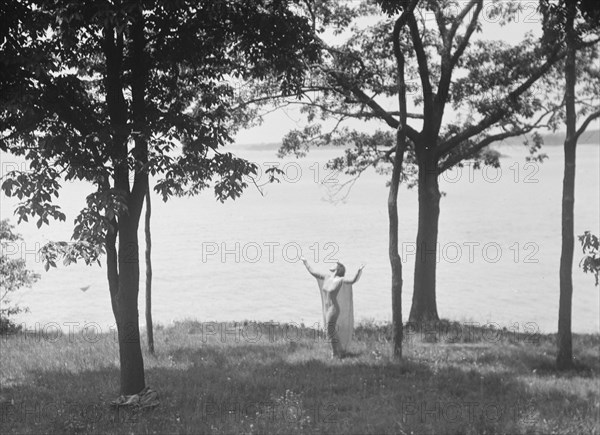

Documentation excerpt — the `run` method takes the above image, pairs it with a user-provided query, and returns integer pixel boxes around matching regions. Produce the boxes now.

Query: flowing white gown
[316,278,354,352]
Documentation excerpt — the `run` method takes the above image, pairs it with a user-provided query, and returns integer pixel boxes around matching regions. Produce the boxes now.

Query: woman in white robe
[301,257,364,357]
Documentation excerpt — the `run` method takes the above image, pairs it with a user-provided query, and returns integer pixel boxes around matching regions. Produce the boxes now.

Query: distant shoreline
[234,128,600,151]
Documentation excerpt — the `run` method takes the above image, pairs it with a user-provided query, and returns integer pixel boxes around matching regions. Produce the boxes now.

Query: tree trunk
[116,215,146,395]
[389,8,415,359]
[410,152,441,322]
[145,184,154,354]
[389,134,406,359]
[557,2,577,370]
[106,218,119,322]
[103,9,147,395]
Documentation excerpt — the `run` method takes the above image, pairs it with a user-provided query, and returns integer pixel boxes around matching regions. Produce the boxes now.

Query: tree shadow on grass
[1,342,597,435]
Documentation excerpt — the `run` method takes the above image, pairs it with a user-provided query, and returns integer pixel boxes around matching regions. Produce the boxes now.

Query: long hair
[336,262,346,277]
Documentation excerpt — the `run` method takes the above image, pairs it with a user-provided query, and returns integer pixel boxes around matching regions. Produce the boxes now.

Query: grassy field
[1,320,598,434]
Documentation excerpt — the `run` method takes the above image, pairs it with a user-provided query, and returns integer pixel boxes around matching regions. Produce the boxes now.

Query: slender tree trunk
[389,135,406,359]
[557,2,577,370]
[389,6,417,359]
[410,151,441,322]
[145,184,154,354]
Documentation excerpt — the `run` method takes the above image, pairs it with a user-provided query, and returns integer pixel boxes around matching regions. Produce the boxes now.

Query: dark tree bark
[102,8,148,395]
[410,148,441,322]
[145,184,154,354]
[116,215,145,394]
[106,218,119,322]
[387,2,418,359]
[557,0,577,370]
[388,137,406,358]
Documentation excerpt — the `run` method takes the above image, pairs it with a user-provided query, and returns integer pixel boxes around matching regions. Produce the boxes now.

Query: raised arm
[344,264,365,284]
[301,257,325,280]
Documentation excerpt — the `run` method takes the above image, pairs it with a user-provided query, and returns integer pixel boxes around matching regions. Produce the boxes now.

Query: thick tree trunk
[106,210,146,396]
[557,3,577,370]
[410,152,441,322]
[116,215,146,395]
[145,184,154,354]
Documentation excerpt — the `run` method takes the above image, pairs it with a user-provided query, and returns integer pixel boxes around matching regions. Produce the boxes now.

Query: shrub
[0,219,39,334]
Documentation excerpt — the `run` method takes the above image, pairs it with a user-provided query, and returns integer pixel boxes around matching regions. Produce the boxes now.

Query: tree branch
[281,99,424,120]
[436,47,565,158]
[130,6,149,223]
[433,4,448,44]
[450,0,482,70]
[392,0,419,160]
[231,85,337,112]
[575,109,600,141]
[438,108,555,173]
[329,71,420,143]
[407,14,433,120]
[435,1,482,128]
[448,0,479,45]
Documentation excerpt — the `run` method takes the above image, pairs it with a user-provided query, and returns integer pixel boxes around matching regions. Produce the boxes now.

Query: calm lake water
[1,143,599,334]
